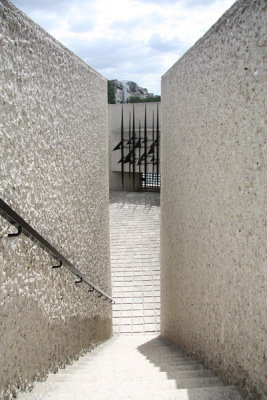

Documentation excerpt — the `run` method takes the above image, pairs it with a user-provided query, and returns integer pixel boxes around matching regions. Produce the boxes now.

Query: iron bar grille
[113,104,160,192]
[141,173,161,191]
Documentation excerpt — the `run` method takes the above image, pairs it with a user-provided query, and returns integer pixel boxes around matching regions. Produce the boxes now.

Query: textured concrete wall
[161,0,266,398]
[108,103,161,191]
[0,1,111,399]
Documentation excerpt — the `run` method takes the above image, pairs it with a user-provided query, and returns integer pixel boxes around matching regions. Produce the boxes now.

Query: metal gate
[113,104,160,192]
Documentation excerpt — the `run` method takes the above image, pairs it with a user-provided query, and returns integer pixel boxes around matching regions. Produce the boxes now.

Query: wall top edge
[108,102,161,107]
[0,0,106,83]
[161,0,258,81]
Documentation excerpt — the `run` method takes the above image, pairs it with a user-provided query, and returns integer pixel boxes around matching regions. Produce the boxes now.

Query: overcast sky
[12,0,236,95]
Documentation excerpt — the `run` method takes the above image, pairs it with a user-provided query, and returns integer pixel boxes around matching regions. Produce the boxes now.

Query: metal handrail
[0,198,114,303]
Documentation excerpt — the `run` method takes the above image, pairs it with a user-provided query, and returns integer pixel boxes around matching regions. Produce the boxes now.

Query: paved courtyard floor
[109,191,160,334]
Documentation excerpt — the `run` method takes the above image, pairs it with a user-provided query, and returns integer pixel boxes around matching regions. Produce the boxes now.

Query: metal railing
[113,103,160,192]
[0,198,114,303]
[141,173,161,191]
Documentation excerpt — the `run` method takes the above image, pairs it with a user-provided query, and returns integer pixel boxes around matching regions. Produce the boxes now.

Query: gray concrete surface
[0,2,111,399]
[161,0,267,398]
[109,191,160,334]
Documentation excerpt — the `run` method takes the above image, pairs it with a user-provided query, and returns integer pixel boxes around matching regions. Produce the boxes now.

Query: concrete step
[174,376,224,389]
[17,386,245,400]
[55,360,204,374]
[27,376,225,394]
[46,368,217,383]
[46,371,175,383]
[16,336,246,400]
[24,380,176,393]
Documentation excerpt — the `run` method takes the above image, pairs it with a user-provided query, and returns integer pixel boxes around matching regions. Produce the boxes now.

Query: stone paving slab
[109,191,160,334]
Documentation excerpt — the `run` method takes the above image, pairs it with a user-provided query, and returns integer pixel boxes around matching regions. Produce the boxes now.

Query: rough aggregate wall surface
[0,1,111,399]
[161,0,267,398]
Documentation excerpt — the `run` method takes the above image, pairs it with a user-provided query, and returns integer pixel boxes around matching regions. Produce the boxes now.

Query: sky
[12,0,236,95]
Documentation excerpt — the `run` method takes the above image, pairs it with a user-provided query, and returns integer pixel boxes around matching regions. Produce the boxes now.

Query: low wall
[0,1,111,399]
[161,0,266,398]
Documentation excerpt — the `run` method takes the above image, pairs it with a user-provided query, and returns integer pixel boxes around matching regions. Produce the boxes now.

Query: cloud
[71,38,134,69]
[11,0,236,94]
[110,18,143,31]
[147,35,185,53]
[13,0,74,12]
[68,37,164,73]
[141,0,219,4]
[68,19,95,33]
[183,0,218,6]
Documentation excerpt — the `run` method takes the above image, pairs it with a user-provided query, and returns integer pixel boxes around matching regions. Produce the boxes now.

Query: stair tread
[24,376,225,394]
[17,385,245,400]
[46,368,217,382]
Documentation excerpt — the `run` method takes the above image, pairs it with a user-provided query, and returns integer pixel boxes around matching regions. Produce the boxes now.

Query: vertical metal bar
[152,110,155,189]
[129,111,131,178]
[144,104,147,190]
[132,105,135,191]
[156,103,159,190]
[139,120,141,177]
[121,105,124,190]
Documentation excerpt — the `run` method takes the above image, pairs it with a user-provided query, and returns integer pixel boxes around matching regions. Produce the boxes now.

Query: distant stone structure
[110,79,155,103]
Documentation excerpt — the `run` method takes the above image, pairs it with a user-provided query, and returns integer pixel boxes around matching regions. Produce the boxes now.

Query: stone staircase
[17,335,245,400]
[17,193,246,399]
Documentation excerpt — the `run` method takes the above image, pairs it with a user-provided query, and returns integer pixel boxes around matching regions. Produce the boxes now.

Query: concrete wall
[108,103,161,191]
[161,0,266,398]
[0,1,111,399]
